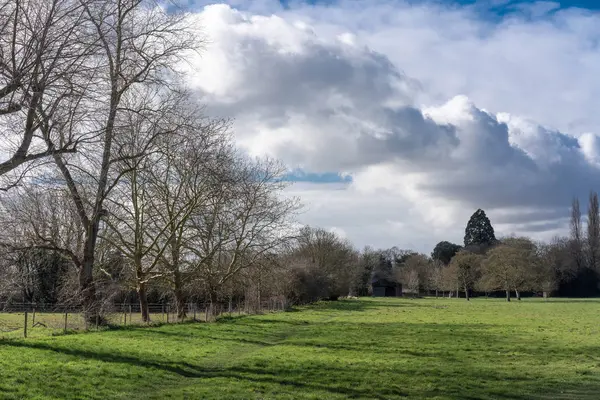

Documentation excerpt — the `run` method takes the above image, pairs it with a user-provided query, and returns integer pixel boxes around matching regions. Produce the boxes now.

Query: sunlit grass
[1,297,599,399]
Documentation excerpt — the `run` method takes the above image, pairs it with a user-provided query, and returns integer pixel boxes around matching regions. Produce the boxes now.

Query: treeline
[0,0,296,323]
[358,203,600,302]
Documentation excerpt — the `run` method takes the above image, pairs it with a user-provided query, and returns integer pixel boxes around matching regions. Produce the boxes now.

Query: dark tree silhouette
[464,209,496,248]
[431,241,462,265]
[587,192,600,271]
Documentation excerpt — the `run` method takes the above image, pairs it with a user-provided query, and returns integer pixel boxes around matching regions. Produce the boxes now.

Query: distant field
[1,297,599,399]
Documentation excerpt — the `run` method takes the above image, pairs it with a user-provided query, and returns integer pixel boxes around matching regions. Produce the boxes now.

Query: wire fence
[0,298,288,339]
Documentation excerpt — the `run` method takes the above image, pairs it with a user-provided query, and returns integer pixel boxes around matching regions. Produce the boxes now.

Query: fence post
[162,305,165,322]
[205,304,209,322]
[24,311,28,338]
[124,309,127,326]
[193,304,196,321]
[129,304,132,325]
[166,305,170,323]
[96,315,99,331]
[64,312,68,333]
[32,307,36,326]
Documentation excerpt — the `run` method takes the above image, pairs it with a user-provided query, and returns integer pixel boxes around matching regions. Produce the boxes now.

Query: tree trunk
[505,289,511,302]
[543,291,548,301]
[79,251,99,324]
[138,281,150,323]
[136,259,150,323]
[173,268,186,321]
[515,289,521,300]
[209,289,218,318]
[464,285,470,301]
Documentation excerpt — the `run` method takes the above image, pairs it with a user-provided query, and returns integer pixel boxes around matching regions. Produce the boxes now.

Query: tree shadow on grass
[2,330,600,400]
[0,340,407,399]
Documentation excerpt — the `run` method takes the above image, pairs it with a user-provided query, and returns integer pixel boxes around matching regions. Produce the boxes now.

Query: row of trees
[368,206,598,302]
[0,0,305,322]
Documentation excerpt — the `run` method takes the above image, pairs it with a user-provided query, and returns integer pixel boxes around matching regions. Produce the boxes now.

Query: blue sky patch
[281,169,353,184]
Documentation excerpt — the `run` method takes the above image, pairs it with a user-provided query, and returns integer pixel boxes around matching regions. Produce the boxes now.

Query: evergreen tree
[431,241,462,265]
[464,209,496,248]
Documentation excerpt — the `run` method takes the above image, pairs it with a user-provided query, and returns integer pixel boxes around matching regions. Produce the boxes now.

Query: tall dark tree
[464,209,496,248]
[570,197,585,271]
[431,241,462,265]
[587,192,600,271]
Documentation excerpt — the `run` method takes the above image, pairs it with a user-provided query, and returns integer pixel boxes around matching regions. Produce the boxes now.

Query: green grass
[1,298,599,399]
[0,311,204,339]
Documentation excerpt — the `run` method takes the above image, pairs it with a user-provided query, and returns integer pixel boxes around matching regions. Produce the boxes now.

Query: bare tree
[350,246,379,297]
[481,244,531,301]
[395,253,429,297]
[0,0,92,185]
[146,115,230,320]
[47,0,200,320]
[186,157,299,309]
[448,250,481,301]
[0,185,84,268]
[285,226,357,303]
[428,260,445,298]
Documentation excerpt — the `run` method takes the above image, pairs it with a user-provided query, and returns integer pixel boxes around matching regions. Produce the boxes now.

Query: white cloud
[185,2,600,251]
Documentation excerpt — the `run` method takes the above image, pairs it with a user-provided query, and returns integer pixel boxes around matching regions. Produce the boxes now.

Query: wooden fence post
[64,312,68,333]
[32,307,36,326]
[129,304,132,325]
[193,304,196,321]
[166,305,170,323]
[24,311,28,338]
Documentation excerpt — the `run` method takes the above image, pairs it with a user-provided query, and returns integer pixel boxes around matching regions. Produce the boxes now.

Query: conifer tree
[464,209,496,248]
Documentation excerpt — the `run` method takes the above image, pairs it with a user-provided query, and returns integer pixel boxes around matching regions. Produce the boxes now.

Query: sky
[182,0,600,253]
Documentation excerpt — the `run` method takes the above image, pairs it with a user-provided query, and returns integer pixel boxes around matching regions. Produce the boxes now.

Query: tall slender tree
[570,197,585,270]
[587,192,600,271]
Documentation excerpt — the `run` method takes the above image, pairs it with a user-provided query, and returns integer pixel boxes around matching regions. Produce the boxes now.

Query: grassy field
[0,297,599,399]
[0,311,205,339]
